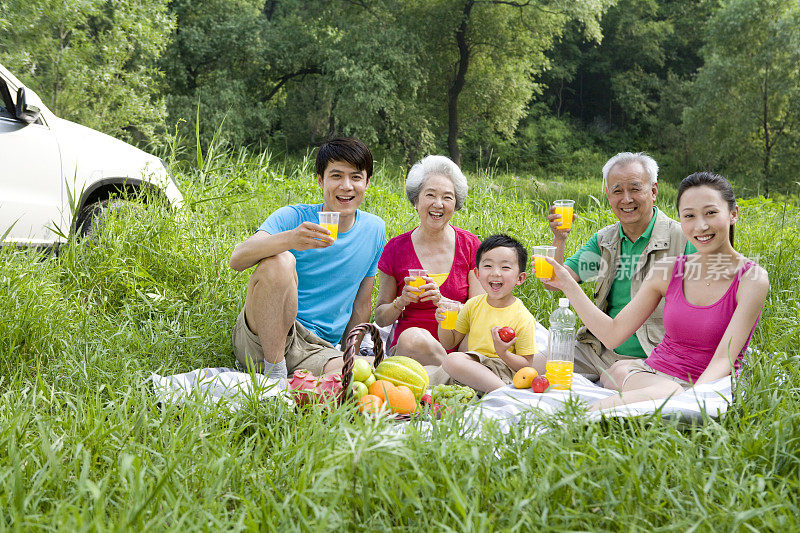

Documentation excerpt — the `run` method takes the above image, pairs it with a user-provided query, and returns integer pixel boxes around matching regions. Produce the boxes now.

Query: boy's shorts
[232,308,342,375]
[465,351,515,385]
[621,359,693,390]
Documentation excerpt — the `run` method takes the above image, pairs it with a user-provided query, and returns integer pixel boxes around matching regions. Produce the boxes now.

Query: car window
[0,76,15,119]
[0,75,44,126]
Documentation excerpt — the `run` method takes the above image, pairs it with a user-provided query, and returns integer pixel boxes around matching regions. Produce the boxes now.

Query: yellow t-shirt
[455,294,539,358]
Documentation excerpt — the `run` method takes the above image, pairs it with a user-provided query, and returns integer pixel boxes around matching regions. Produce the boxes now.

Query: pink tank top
[645,255,759,382]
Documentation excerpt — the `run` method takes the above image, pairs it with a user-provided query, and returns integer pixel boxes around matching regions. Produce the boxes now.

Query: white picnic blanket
[450,373,734,439]
[150,367,289,411]
[150,367,734,434]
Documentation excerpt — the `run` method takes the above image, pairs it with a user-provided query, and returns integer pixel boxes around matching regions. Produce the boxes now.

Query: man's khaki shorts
[574,341,640,383]
[232,308,342,375]
[621,359,693,389]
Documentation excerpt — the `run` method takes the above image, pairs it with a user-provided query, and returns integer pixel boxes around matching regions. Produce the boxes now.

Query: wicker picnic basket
[340,322,386,403]
[340,322,438,421]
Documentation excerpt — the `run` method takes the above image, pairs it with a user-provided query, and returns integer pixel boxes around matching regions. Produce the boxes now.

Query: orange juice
[441,309,458,330]
[546,360,574,390]
[555,205,574,230]
[321,223,338,241]
[408,269,428,294]
[534,256,554,280]
[409,277,425,292]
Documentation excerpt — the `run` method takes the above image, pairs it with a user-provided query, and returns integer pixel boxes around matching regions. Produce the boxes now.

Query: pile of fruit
[287,356,484,416]
[348,356,443,416]
[512,367,550,393]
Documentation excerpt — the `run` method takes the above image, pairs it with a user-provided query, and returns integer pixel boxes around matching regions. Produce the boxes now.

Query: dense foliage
[0,0,174,144]
[2,0,800,188]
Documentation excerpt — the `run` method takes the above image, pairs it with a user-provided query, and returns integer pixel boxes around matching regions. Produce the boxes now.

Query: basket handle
[340,322,385,402]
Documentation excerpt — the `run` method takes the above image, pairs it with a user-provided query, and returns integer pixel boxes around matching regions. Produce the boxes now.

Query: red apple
[498,326,516,343]
[420,393,434,405]
[531,375,550,393]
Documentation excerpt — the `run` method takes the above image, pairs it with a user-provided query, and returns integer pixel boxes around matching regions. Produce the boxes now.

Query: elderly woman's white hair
[405,155,469,210]
[602,152,659,188]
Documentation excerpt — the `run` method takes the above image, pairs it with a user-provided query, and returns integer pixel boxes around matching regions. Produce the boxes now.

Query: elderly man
[547,152,696,386]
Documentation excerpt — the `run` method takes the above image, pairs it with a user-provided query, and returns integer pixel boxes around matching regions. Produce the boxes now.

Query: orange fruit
[358,394,384,414]
[368,380,396,403]
[513,367,539,389]
[385,385,417,414]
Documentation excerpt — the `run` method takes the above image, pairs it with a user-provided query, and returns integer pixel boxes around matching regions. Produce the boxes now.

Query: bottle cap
[559,298,570,308]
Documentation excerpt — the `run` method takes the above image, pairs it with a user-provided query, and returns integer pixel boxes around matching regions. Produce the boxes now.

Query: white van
[0,62,183,247]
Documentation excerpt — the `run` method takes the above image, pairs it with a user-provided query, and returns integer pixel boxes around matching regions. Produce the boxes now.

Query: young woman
[540,172,769,410]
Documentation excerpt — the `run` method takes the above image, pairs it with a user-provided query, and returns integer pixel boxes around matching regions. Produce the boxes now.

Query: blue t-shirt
[258,203,386,344]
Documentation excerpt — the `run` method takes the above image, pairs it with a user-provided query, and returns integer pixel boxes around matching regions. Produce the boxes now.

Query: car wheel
[77,198,140,239]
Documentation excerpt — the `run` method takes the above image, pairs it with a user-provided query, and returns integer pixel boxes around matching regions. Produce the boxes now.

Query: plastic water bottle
[547,298,576,390]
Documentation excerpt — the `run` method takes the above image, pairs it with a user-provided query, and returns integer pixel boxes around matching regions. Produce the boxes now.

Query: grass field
[2,149,799,531]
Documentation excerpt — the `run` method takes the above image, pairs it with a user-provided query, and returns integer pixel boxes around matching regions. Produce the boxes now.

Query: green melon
[373,356,429,400]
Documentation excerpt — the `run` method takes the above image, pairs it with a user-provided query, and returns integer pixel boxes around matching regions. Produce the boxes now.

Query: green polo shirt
[564,207,697,357]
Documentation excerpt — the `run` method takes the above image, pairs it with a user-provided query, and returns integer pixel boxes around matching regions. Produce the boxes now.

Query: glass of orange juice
[532,245,556,280]
[553,199,575,230]
[439,299,459,330]
[318,211,339,242]
[407,268,428,294]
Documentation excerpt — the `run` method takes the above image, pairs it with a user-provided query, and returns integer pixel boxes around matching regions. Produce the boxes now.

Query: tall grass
[1,149,798,530]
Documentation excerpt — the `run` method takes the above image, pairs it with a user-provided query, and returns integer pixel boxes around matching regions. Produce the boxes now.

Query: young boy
[437,234,545,392]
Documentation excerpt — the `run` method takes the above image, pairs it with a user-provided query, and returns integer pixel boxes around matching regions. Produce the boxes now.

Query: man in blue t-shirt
[229,138,386,379]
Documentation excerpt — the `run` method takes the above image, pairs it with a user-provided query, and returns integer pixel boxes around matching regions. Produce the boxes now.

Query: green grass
[1,149,799,531]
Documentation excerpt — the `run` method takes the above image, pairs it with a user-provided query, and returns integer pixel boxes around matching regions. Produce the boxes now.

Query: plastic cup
[439,299,459,330]
[553,199,575,230]
[318,211,339,242]
[407,268,428,294]
[533,245,556,280]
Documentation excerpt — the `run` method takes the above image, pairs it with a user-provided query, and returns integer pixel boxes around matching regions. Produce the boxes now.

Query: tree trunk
[447,0,474,167]
[762,76,771,196]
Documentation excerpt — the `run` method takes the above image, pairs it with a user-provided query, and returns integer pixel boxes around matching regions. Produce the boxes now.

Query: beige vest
[576,208,687,357]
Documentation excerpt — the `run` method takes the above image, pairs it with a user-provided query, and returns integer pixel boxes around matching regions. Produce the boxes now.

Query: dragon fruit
[288,370,319,406]
[314,373,344,405]
[288,370,344,406]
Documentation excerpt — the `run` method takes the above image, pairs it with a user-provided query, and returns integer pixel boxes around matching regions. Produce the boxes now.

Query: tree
[264,1,428,156]
[683,0,800,194]
[401,0,612,165]
[0,0,175,145]
[159,0,274,149]
[161,0,429,158]
[539,0,719,143]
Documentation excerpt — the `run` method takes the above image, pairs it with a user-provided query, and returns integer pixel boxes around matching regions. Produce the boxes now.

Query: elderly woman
[375,155,483,366]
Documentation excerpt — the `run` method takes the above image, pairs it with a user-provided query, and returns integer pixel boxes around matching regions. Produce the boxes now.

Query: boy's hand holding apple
[490,326,516,356]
